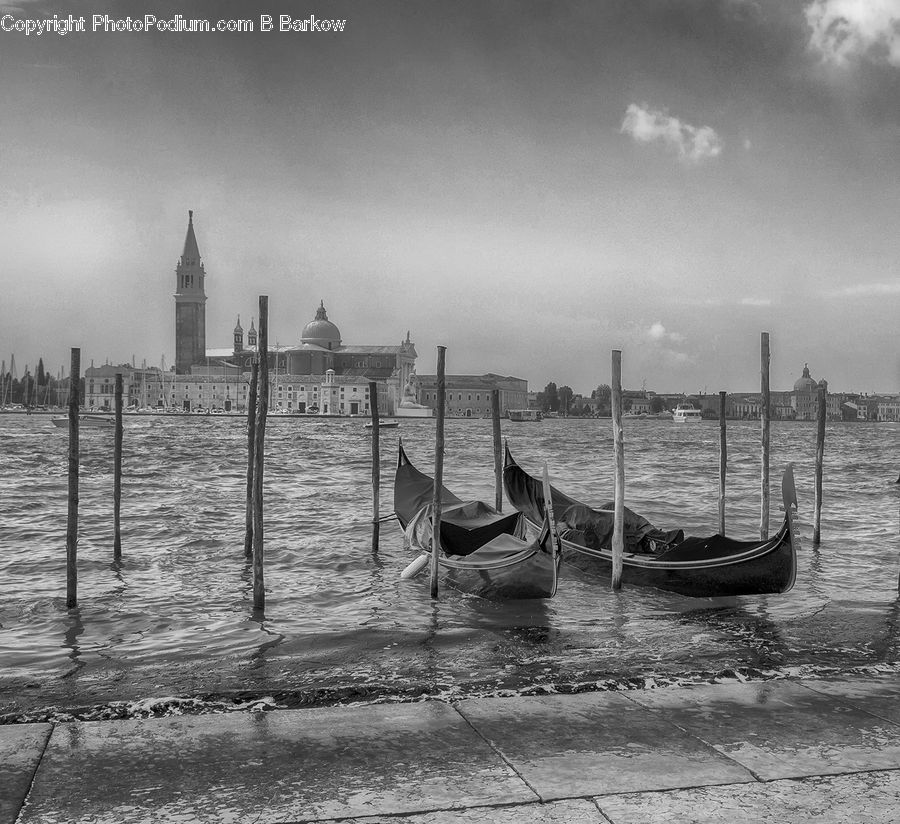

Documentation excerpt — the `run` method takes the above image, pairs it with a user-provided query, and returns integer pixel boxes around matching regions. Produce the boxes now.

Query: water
[1,413,899,717]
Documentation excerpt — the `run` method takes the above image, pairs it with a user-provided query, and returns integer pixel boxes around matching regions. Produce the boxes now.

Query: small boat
[672,403,703,423]
[503,445,798,597]
[393,440,560,599]
[508,409,543,422]
[51,414,116,429]
[365,419,400,429]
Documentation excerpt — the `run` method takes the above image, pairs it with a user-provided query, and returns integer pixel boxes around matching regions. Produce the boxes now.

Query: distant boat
[508,409,542,422]
[672,403,703,423]
[365,419,400,429]
[51,414,115,429]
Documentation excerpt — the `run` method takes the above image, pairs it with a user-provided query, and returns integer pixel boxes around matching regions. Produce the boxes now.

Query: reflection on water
[1,413,900,699]
[61,608,85,678]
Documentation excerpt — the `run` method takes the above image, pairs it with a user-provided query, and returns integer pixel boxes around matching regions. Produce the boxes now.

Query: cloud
[647,322,686,343]
[621,103,723,163]
[827,282,900,297]
[805,0,900,67]
[740,297,773,306]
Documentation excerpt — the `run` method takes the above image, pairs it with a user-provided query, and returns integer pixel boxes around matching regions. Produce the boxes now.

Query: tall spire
[182,209,201,263]
[174,210,207,374]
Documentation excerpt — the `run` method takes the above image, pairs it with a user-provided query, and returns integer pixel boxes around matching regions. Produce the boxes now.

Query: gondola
[503,444,798,597]
[393,440,560,599]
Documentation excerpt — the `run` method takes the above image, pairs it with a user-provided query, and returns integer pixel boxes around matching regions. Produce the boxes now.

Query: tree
[592,384,611,402]
[542,382,559,413]
[650,395,665,414]
[558,385,573,416]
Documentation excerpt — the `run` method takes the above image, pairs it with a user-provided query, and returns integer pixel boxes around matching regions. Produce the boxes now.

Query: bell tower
[174,210,207,374]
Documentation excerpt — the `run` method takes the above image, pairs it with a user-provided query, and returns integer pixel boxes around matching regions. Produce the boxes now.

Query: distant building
[877,396,900,422]
[792,364,823,421]
[84,364,136,410]
[414,374,528,417]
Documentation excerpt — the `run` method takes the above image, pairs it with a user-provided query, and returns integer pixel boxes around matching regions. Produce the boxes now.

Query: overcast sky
[2,0,898,394]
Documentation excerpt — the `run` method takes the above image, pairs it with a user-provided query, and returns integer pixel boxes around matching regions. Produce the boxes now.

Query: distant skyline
[1,0,898,395]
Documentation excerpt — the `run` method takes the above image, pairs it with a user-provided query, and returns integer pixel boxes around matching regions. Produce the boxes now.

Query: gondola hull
[409,522,560,599]
[504,446,797,598]
[441,555,558,600]
[524,519,794,597]
[395,441,560,599]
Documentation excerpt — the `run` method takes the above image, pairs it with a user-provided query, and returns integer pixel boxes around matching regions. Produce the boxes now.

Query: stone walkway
[3,674,900,823]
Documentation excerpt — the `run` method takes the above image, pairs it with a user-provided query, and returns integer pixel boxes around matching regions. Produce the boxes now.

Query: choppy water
[1,412,899,715]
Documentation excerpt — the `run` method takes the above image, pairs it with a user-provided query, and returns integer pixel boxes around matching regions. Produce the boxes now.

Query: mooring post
[244,359,258,558]
[252,296,269,611]
[113,372,123,561]
[719,390,727,535]
[66,348,80,608]
[369,380,380,552]
[813,381,826,545]
[760,332,771,539]
[430,346,447,599]
[491,388,502,512]
[611,349,624,591]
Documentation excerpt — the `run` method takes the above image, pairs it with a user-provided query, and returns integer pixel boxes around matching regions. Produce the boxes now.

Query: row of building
[554,365,900,422]
[79,212,895,421]
[83,212,528,416]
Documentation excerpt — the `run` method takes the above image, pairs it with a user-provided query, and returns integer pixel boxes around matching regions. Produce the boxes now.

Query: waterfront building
[791,364,822,421]
[413,373,528,417]
[84,363,136,410]
[203,302,417,415]
[877,396,900,422]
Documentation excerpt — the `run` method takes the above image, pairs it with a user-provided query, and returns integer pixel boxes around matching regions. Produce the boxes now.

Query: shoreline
[4,659,900,726]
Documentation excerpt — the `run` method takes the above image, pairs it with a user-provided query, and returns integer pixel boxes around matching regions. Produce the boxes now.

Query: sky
[1,0,898,395]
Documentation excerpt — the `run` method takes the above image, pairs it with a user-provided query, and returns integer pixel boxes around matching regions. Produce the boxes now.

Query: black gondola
[503,444,798,597]
[394,440,560,599]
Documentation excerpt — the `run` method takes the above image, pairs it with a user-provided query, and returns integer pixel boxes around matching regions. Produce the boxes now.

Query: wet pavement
[3,674,900,823]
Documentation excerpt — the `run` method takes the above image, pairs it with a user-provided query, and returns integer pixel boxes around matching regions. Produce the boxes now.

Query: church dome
[793,364,817,392]
[301,301,342,350]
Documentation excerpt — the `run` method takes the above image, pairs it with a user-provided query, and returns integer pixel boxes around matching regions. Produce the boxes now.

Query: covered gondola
[503,444,798,597]
[394,440,560,599]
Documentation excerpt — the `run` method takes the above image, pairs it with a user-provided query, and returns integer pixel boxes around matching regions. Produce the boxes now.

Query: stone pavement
[3,674,900,823]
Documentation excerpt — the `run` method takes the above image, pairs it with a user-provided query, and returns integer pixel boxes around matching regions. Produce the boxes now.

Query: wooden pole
[369,381,380,552]
[760,332,771,539]
[491,388,502,512]
[244,359,258,558]
[113,372,123,561]
[430,346,447,599]
[718,390,727,535]
[66,348,80,608]
[813,381,826,545]
[252,297,269,611]
[611,349,624,591]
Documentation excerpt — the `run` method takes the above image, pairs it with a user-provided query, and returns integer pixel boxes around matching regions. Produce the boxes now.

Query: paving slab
[18,703,536,824]
[0,723,51,824]
[322,798,606,823]
[456,692,755,800]
[801,675,900,725]
[628,680,900,780]
[596,769,900,824]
